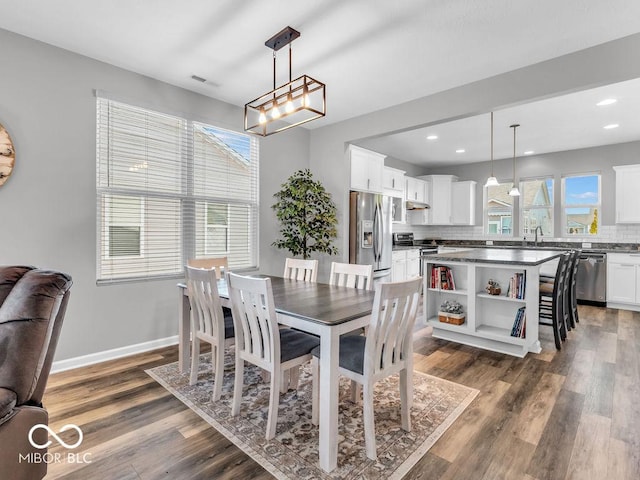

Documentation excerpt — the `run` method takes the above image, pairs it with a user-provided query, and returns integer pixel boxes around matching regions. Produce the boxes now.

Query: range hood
[406,201,430,210]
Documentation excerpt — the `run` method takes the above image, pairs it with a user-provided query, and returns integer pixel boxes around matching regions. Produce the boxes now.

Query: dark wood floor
[44,305,639,479]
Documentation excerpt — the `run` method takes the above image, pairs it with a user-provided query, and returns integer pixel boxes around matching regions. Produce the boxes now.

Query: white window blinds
[96,98,259,283]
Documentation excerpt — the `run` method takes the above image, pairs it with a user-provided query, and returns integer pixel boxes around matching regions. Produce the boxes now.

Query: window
[485,182,514,235]
[520,177,553,236]
[97,98,259,282]
[562,174,600,236]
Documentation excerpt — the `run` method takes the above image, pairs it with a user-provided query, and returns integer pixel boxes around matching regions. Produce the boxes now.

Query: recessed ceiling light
[455,149,465,153]
[426,135,438,140]
[603,124,619,130]
[596,98,617,106]
[524,150,534,155]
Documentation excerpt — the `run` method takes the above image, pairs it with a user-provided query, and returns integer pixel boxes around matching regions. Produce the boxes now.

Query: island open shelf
[423,248,564,357]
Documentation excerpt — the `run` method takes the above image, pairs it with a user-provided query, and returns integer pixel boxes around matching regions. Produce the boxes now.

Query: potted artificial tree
[271,169,338,259]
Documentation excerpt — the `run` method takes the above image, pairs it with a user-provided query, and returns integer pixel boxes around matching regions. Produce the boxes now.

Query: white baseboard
[51,335,179,373]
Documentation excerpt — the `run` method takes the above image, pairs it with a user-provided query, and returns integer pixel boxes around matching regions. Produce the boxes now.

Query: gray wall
[310,33,640,267]
[427,141,640,234]
[0,29,309,362]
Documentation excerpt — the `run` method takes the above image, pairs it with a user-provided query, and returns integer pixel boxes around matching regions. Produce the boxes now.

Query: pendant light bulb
[271,104,281,119]
[285,93,295,113]
[485,112,499,187]
[258,108,267,125]
[508,123,521,197]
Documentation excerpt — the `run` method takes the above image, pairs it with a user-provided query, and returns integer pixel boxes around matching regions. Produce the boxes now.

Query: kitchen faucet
[534,226,543,246]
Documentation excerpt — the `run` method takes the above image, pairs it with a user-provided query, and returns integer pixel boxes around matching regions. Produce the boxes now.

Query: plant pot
[487,287,501,295]
[438,311,465,325]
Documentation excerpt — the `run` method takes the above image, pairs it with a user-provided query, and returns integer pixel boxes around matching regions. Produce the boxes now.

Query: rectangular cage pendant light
[244,26,326,137]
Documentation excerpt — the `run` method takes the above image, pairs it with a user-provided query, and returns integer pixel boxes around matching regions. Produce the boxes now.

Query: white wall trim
[51,335,179,373]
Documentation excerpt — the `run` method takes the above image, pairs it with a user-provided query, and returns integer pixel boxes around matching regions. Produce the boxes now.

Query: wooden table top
[182,275,376,326]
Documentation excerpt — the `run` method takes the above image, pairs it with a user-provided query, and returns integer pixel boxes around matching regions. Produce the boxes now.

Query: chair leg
[212,344,224,401]
[289,366,300,391]
[266,367,281,440]
[399,367,411,431]
[362,380,377,461]
[189,337,200,385]
[311,358,319,426]
[350,381,361,404]
[280,370,289,394]
[231,357,244,416]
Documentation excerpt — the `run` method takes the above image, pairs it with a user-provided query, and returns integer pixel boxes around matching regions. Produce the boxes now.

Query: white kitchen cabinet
[406,177,428,204]
[406,249,421,279]
[419,175,458,225]
[607,253,640,310]
[383,167,405,198]
[392,250,407,282]
[613,165,640,223]
[349,145,385,193]
[452,181,477,225]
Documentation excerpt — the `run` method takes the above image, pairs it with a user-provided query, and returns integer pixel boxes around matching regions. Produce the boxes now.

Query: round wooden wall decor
[0,123,15,186]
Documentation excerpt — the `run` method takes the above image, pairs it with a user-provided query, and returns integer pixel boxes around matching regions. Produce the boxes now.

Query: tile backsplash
[392,222,640,244]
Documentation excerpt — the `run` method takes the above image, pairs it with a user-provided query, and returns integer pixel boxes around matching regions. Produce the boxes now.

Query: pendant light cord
[490,112,494,176]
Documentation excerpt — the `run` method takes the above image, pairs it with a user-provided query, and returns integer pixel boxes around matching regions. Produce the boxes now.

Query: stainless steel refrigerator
[349,191,392,281]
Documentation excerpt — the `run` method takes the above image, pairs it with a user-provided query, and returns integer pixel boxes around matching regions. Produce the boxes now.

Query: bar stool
[539,252,570,349]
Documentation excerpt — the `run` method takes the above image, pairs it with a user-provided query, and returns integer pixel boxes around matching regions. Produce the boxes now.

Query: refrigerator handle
[373,200,380,262]
[376,201,384,260]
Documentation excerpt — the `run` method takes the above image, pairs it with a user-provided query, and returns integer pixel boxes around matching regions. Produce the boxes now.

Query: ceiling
[2,1,640,164]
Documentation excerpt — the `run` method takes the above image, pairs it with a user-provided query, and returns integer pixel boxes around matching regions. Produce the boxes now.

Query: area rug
[146,351,478,480]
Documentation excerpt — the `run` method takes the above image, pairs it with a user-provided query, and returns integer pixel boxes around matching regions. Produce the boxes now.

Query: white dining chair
[188,256,228,279]
[185,266,234,401]
[311,276,422,460]
[283,258,318,282]
[227,272,320,440]
[329,262,373,290]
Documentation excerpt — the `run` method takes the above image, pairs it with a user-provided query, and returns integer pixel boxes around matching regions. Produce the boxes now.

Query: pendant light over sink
[484,112,499,187]
[508,123,521,197]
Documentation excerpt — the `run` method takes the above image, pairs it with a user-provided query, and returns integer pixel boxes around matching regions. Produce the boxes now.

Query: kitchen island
[423,248,564,357]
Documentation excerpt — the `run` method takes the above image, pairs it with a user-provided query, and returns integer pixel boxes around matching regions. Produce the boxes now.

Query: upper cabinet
[406,176,428,204]
[383,166,405,198]
[419,175,457,225]
[349,145,385,193]
[407,175,475,226]
[614,165,640,223]
[452,181,477,225]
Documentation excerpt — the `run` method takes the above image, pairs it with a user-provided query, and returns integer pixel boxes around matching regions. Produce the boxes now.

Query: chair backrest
[364,277,422,377]
[283,258,318,282]
[329,262,373,290]
[185,266,226,341]
[0,267,72,406]
[226,272,279,370]
[553,253,571,316]
[187,257,229,280]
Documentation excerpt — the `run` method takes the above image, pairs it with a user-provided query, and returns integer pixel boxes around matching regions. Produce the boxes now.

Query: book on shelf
[430,265,456,290]
[510,306,526,338]
[506,271,526,299]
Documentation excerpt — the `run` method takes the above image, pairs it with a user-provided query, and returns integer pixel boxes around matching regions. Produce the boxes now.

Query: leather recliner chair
[0,266,72,480]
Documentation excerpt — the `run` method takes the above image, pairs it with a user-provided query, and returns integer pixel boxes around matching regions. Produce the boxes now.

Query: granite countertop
[424,248,564,266]
[423,240,640,254]
[392,245,422,251]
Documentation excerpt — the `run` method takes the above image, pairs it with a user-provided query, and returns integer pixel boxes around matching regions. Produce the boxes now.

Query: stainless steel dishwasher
[576,252,606,305]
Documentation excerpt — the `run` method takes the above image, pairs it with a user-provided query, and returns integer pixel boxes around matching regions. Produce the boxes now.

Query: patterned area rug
[146,351,478,480]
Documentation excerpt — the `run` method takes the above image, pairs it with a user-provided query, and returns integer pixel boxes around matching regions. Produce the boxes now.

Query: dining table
[178,274,376,473]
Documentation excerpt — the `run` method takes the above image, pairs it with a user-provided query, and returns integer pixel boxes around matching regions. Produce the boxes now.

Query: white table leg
[178,288,190,373]
[318,327,339,472]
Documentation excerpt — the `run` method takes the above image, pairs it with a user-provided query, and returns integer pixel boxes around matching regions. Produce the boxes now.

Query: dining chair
[539,252,570,350]
[226,272,320,440]
[329,262,373,290]
[188,256,228,279]
[185,266,234,401]
[283,258,318,282]
[188,256,234,323]
[310,276,422,460]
